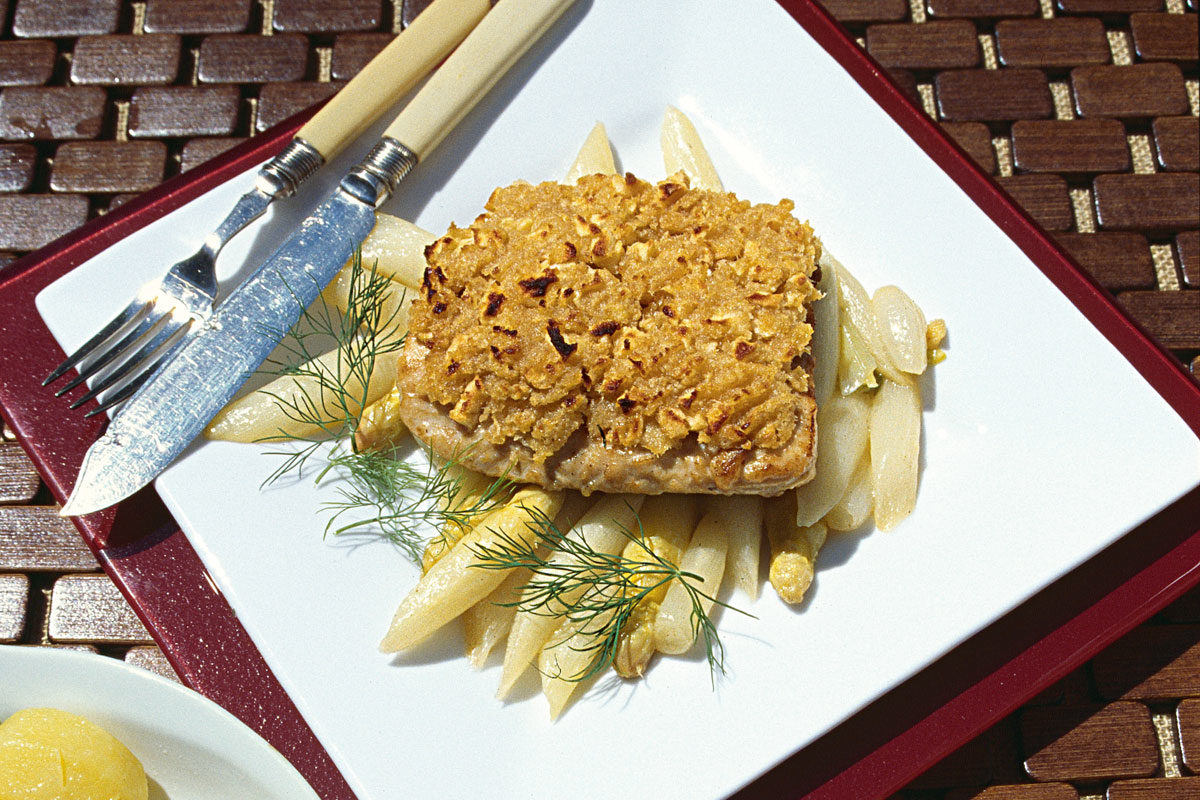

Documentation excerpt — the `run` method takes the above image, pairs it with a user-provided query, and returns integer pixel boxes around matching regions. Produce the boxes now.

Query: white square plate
[35,1,1200,798]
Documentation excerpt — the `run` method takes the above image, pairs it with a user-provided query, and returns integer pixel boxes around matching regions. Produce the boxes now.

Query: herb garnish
[258,251,513,558]
[471,507,735,683]
[323,449,514,561]
[258,249,406,482]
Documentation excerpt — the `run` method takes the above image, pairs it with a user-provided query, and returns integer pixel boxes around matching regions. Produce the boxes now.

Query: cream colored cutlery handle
[297,0,490,159]
[384,0,575,159]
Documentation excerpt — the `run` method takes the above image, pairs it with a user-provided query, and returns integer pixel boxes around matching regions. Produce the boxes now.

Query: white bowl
[0,646,319,800]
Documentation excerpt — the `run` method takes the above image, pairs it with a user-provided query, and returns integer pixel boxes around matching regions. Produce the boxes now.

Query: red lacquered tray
[2,2,1199,798]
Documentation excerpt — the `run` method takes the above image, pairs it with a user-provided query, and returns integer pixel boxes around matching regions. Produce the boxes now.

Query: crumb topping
[404,172,821,465]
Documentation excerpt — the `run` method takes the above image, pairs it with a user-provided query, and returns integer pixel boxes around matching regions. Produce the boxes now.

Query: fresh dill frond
[257,248,406,478]
[470,507,737,685]
[419,460,515,567]
[252,248,513,561]
[323,446,514,561]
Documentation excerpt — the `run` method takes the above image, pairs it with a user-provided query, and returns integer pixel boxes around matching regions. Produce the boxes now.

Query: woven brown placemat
[0,1,1196,797]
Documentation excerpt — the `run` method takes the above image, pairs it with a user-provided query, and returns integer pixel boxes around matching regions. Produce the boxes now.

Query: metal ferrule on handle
[256,138,326,198]
[341,138,419,208]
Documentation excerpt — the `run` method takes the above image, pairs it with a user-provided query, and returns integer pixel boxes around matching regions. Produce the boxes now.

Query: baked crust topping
[398,172,821,495]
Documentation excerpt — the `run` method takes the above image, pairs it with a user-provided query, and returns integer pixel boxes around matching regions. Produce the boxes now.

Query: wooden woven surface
[0,1,1197,797]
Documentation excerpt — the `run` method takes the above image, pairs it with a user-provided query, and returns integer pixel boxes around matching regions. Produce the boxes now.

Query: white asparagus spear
[661,105,723,190]
[870,377,922,531]
[539,609,616,720]
[329,213,436,291]
[462,565,531,669]
[825,453,873,532]
[204,334,401,443]
[612,494,701,679]
[722,496,764,600]
[419,465,497,573]
[565,121,617,182]
[496,494,644,699]
[764,493,826,605]
[379,487,562,653]
[654,503,731,655]
[460,492,592,666]
[794,390,870,527]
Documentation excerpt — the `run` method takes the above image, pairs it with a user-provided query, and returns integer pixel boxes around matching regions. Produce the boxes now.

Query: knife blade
[61,0,577,516]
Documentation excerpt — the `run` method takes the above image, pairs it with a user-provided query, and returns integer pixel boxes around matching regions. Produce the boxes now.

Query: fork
[42,0,490,416]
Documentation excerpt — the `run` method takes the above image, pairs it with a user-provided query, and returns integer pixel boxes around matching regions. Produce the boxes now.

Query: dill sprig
[322,446,514,560]
[257,249,406,482]
[256,248,512,561]
[470,507,736,684]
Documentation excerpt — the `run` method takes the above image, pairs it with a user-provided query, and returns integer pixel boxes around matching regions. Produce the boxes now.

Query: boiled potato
[0,707,148,800]
[0,738,62,799]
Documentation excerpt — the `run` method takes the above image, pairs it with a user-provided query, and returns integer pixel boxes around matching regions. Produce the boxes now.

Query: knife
[60,0,577,516]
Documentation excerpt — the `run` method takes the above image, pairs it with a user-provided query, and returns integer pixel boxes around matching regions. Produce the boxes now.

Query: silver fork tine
[83,335,191,418]
[42,297,152,386]
[85,383,138,419]
[68,315,192,410]
[54,303,175,397]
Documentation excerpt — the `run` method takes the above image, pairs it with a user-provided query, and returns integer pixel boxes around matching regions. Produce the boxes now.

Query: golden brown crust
[398,172,821,495]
